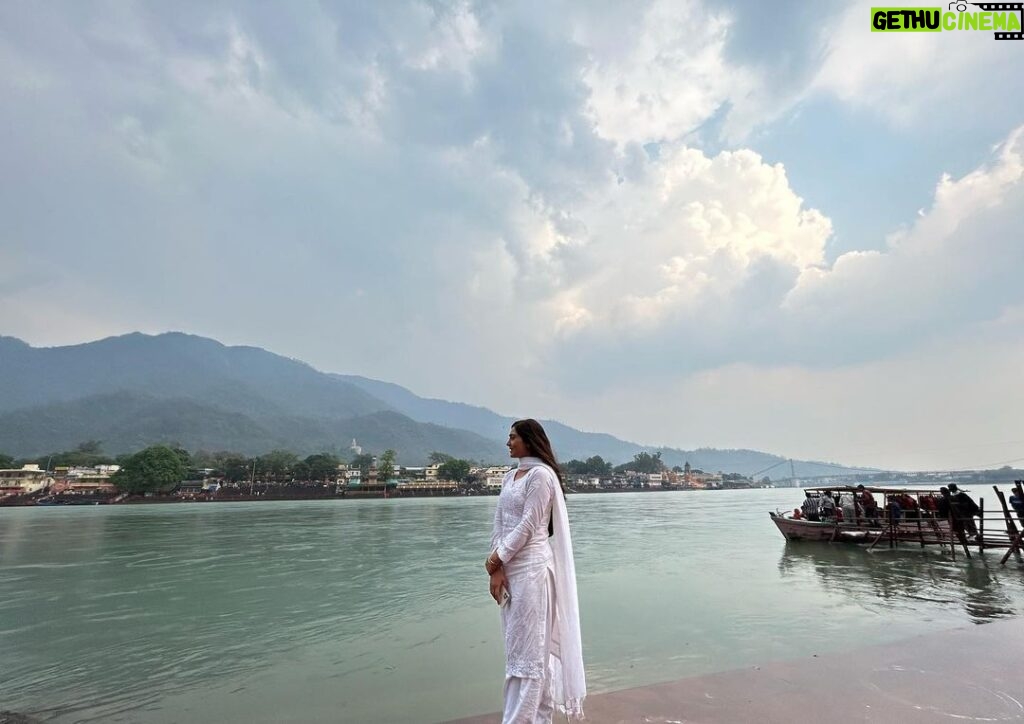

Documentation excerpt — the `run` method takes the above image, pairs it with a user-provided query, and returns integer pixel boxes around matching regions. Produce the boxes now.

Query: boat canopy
[803,486,945,495]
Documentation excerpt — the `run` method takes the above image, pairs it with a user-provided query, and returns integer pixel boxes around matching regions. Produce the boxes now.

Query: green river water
[1,489,1022,722]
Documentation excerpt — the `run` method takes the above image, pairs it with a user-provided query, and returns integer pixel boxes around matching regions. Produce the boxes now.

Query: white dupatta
[518,457,587,719]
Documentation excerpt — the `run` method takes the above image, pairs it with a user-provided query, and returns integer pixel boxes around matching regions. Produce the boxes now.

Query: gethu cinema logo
[871,3,1023,36]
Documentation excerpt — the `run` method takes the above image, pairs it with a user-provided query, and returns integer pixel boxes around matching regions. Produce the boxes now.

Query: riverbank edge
[0,485,780,507]
[448,616,1024,723]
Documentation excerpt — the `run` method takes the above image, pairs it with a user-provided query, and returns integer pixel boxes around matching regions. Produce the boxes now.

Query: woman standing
[485,419,586,722]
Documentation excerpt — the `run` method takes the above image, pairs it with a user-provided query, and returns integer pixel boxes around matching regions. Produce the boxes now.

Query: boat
[770,486,952,545]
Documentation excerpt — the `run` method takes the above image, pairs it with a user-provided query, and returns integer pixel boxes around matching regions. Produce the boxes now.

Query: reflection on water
[778,542,1019,623]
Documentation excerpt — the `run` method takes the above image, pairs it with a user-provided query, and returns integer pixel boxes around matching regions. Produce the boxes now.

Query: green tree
[563,459,587,475]
[429,451,454,464]
[221,455,254,483]
[171,447,192,470]
[632,451,664,474]
[305,453,340,482]
[259,450,299,482]
[438,458,472,482]
[584,455,612,476]
[614,452,664,474]
[378,449,397,482]
[0,453,14,469]
[112,445,189,494]
[40,441,116,469]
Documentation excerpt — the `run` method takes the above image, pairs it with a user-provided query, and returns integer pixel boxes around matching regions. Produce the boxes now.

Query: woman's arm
[489,492,503,551]
[485,473,510,573]
[495,470,554,565]
[489,567,508,604]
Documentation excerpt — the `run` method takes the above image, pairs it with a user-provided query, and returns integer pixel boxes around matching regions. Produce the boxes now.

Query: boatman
[938,486,971,549]
[948,484,980,538]
[856,485,879,524]
[818,492,836,521]
[1010,481,1024,526]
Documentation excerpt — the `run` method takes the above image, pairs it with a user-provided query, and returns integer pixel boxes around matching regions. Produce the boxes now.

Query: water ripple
[0,492,1021,722]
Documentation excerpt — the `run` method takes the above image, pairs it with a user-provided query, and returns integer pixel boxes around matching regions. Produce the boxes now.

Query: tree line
[2,443,696,495]
[0,442,486,495]
[562,452,679,476]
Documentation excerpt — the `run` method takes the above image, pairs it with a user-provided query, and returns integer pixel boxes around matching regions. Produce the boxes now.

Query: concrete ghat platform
[449,617,1024,723]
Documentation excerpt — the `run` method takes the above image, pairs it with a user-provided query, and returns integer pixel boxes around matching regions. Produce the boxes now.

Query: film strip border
[972,1,1024,38]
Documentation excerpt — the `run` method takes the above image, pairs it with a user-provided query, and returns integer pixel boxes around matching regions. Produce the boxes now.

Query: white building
[482,465,512,490]
[0,465,54,496]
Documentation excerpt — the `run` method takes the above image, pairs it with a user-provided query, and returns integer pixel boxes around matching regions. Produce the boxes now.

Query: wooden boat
[770,486,952,545]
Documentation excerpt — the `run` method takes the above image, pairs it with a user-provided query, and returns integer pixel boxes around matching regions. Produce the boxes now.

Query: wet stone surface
[450,617,1024,724]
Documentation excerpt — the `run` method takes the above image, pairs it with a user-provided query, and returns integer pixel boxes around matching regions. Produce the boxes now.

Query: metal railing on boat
[804,484,1024,565]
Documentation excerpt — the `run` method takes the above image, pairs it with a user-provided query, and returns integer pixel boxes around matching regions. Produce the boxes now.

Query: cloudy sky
[2,1,1023,470]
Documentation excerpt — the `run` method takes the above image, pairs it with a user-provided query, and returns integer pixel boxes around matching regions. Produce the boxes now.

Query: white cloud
[579,0,745,145]
[399,0,487,78]
[785,126,1024,335]
[811,2,1017,125]
[543,143,832,334]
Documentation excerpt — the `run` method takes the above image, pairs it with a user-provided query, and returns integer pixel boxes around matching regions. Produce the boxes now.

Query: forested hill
[0,333,868,475]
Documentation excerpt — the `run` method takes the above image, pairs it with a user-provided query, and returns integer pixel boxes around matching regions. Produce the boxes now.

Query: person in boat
[856,485,879,524]
[839,492,856,522]
[818,491,837,521]
[918,493,939,518]
[938,487,971,548]
[801,491,820,521]
[948,484,980,537]
[792,507,804,520]
[886,495,903,522]
[485,419,586,722]
[1010,482,1024,526]
[937,486,969,532]
[897,493,919,519]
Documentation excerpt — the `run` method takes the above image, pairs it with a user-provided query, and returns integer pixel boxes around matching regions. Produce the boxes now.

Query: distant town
[1,438,1019,506]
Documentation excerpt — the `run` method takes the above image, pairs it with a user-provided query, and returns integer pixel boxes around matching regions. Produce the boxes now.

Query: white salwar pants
[502,675,555,724]
[501,563,556,723]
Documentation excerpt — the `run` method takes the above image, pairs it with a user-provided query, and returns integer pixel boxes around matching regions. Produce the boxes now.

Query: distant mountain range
[0,333,871,476]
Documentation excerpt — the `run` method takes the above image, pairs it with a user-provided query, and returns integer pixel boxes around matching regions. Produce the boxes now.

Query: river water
[1,489,1022,722]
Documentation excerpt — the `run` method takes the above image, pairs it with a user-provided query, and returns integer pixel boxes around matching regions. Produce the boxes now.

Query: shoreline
[448,616,1024,723]
[0,485,779,507]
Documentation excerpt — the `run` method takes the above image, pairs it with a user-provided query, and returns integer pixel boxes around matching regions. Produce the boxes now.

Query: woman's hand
[484,550,502,575]
[489,568,508,604]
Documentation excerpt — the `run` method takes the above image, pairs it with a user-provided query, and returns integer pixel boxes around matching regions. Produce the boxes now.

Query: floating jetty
[770,484,1024,564]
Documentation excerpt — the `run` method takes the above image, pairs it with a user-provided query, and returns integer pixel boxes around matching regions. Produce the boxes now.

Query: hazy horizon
[1,329,1016,475]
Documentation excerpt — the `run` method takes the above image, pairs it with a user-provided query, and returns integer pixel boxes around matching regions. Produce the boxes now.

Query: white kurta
[492,466,555,677]
[491,459,586,722]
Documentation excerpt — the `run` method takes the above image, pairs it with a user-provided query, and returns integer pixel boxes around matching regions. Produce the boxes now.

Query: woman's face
[507,428,530,458]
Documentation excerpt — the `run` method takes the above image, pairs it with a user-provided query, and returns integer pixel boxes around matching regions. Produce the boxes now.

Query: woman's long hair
[513,418,566,498]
